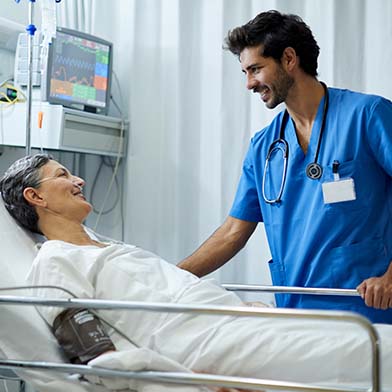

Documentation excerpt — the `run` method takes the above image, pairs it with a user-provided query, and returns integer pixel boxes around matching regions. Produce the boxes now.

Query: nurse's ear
[23,187,47,208]
[281,47,298,73]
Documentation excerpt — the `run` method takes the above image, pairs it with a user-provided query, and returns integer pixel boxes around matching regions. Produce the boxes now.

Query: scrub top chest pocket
[322,160,356,204]
[322,158,382,213]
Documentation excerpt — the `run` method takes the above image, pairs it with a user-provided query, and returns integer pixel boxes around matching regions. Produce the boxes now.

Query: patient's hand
[243,301,269,307]
[213,388,263,392]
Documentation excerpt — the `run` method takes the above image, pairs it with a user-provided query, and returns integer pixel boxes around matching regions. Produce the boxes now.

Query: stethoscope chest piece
[306,162,323,180]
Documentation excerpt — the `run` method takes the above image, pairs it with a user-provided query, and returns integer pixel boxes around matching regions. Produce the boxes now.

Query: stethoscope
[262,82,329,204]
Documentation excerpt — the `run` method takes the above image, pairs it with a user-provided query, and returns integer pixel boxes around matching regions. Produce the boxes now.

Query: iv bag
[40,0,57,47]
[39,0,57,73]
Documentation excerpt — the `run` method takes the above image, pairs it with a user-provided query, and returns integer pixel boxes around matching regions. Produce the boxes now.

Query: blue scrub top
[230,87,392,323]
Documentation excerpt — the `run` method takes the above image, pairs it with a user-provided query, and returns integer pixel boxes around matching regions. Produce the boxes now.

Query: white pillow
[0,198,43,285]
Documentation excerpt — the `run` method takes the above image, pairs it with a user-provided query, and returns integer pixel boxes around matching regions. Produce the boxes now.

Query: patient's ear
[23,187,47,208]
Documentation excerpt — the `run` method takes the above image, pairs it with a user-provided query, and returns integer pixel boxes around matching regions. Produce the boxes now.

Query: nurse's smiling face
[32,160,92,223]
[240,45,294,109]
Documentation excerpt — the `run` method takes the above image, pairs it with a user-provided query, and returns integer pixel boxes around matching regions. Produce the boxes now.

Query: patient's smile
[73,185,85,199]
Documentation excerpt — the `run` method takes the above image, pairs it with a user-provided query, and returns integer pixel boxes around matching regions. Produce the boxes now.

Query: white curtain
[58,0,392,299]
[56,0,95,33]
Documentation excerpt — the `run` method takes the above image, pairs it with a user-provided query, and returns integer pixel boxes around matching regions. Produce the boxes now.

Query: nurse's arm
[356,261,392,309]
[177,216,258,277]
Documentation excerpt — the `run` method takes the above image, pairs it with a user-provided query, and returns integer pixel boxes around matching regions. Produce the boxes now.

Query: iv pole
[15,0,62,156]
[25,0,36,156]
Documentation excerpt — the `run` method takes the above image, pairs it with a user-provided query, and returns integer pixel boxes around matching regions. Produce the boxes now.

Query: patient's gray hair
[0,154,53,233]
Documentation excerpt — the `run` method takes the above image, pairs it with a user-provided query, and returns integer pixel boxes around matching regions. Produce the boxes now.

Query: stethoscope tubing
[262,82,329,204]
[262,139,289,204]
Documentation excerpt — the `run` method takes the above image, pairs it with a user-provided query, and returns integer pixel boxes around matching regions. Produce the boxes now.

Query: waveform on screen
[54,54,96,72]
[53,66,94,86]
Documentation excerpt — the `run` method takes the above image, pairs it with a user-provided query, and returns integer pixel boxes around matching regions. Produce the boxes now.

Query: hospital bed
[0,199,385,392]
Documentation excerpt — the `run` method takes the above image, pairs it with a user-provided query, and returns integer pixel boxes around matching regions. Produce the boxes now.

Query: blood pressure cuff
[53,308,115,364]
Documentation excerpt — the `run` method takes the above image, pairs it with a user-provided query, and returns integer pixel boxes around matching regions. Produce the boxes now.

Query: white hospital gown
[27,241,392,391]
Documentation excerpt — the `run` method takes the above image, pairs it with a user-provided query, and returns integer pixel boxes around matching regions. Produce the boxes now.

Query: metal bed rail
[0,359,370,392]
[222,284,360,296]
[0,294,379,392]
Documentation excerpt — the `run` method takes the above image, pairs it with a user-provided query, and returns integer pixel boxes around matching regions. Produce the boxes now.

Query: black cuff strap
[53,308,116,364]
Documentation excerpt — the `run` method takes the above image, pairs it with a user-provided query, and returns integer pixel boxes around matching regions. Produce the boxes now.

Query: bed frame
[0,286,380,392]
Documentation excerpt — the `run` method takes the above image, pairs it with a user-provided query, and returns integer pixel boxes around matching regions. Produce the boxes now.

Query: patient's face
[36,160,92,222]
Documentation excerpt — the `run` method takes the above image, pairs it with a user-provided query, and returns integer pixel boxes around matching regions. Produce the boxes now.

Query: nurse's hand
[357,263,392,309]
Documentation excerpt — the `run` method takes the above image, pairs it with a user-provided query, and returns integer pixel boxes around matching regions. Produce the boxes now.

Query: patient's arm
[53,307,115,364]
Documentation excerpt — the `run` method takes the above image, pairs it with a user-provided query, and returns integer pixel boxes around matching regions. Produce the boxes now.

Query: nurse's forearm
[178,216,257,277]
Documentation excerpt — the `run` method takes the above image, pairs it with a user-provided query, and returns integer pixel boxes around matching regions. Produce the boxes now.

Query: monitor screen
[44,27,112,115]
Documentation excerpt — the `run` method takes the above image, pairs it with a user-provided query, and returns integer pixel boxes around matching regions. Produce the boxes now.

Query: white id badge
[322,178,356,204]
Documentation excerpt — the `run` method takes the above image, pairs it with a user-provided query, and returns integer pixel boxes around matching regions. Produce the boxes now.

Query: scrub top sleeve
[366,97,392,177]
[229,141,263,222]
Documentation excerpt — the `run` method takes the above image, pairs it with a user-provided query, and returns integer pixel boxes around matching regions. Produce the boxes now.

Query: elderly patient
[1,154,392,392]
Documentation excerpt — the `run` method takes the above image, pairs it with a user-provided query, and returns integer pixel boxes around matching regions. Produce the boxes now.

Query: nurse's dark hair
[0,154,53,234]
[224,10,320,77]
